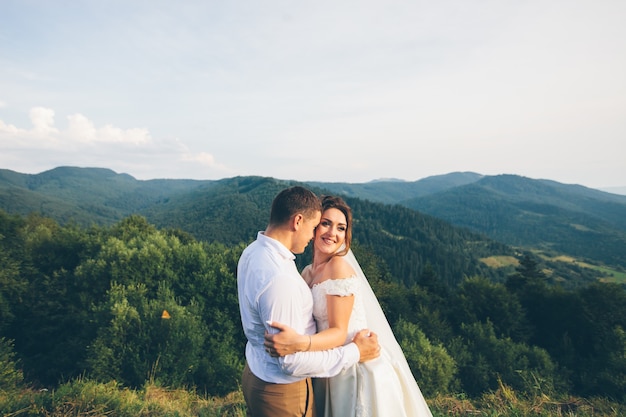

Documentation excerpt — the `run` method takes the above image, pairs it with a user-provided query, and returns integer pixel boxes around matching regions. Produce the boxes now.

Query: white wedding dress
[310,250,433,417]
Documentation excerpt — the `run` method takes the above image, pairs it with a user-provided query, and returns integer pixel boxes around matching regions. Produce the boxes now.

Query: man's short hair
[269,186,321,226]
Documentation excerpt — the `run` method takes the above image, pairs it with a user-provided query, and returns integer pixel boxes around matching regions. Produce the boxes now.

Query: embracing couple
[237,186,432,417]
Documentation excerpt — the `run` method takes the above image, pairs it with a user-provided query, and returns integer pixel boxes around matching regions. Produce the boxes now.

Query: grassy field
[480,250,626,284]
[595,265,626,284]
[2,379,625,417]
[536,252,626,284]
[479,255,519,268]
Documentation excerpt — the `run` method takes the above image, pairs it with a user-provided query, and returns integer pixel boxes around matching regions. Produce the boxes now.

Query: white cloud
[66,113,97,143]
[0,107,229,179]
[66,113,151,146]
[30,107,60,141]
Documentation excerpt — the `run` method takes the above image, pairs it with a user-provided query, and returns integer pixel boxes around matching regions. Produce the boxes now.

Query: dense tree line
[0,211,244,395]
[1,209,625,403]
[327,197,516,288]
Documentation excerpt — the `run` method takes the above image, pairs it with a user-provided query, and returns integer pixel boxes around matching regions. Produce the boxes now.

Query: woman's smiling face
[314,207,347,255]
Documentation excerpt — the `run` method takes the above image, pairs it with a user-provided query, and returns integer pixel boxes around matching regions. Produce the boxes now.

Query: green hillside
[2,203,626,407]
[138,176,513,286]
[0,167,206,224]
[1,167,624,285]
[140,176,294,246]
[402,175,626,269]
[2,168,626,408]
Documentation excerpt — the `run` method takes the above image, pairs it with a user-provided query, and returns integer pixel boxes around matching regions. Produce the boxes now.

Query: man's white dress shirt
[237,232,360,383]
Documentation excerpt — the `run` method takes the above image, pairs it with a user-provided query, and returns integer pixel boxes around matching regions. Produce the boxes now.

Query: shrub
[396,318,457,396]
[0,337,23,391]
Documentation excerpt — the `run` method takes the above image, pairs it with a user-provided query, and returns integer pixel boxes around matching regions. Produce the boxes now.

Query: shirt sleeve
[279,343,360,377]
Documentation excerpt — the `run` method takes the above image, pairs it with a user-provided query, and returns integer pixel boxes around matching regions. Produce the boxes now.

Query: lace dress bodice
[311,276,368,343]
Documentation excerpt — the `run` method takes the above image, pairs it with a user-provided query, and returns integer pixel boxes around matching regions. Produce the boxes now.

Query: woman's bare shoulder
[327,255,356,280]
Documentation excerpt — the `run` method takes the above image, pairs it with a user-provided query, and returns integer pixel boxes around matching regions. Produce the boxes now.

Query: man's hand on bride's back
[353,329,380,362]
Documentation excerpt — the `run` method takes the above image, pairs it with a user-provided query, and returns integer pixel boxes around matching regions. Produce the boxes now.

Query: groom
[237,185,380,417]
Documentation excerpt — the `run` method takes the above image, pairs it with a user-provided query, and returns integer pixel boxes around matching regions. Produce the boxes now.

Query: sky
[1,0,625,189]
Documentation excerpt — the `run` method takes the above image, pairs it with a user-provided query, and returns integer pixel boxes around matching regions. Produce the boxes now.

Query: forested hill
[0,166,204,225]
[140,176,513,286]
[310,172,626,270]
[401,175,626,269]
[3,166,626,405]
[0,168,509,286]
[1,166,625,283]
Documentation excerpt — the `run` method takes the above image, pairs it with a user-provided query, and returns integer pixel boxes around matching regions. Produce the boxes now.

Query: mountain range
[313,173,626,269]
[1,166,625,285]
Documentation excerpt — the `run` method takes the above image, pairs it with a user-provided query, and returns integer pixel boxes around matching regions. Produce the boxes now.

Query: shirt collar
[257,231,296,261]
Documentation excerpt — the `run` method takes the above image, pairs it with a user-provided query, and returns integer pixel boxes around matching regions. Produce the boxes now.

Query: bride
[265,195,432,417]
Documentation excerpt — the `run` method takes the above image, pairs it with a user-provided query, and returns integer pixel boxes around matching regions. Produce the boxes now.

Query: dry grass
[480,256,520,268]
[0,381,247,417]
[429,394,480,415]
[3,380,624,417]
[143,386,246,417]
[428,380,624,416]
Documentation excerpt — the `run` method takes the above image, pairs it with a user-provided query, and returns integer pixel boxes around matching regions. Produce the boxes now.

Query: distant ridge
[402,174,626,268]
[2,166,626,273]
[307,172,484,203]
[0,166,207,225]
[601,186,626,196]
[0,168,516,286]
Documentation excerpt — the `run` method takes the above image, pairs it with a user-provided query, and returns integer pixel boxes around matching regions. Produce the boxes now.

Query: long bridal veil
[344,249,433,417]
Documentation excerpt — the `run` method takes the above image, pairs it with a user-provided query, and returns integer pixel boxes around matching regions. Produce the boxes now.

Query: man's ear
[292,213,304,230]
